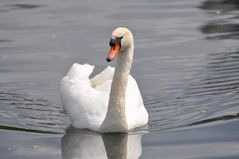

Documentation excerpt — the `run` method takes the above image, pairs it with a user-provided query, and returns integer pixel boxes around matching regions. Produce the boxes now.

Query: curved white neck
[100,44,134,132]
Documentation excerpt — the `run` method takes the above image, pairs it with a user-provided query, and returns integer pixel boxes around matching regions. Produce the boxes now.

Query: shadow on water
[0,3,44,12]
[0,40,12,43]
[199,0,239,40]
[62,130,143,159]
[0,124,61,134]
[199,0,239,11]
[189,113,239,126]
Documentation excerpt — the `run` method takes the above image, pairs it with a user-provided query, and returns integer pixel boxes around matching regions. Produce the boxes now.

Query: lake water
[0,0,239,158]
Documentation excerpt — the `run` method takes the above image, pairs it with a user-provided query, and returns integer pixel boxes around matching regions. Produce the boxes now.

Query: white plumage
[60,63,148,132]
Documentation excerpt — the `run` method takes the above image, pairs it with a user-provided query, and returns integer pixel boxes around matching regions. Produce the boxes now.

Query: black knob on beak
[109,37,116,47]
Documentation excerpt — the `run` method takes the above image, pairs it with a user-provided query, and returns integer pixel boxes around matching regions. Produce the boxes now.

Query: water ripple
[0,0,239,134]
[146,51,239,132]
[0,91,68,133]
[0,51,238,133]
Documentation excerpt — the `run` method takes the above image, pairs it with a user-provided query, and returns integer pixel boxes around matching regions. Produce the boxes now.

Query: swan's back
[60,64,111,131]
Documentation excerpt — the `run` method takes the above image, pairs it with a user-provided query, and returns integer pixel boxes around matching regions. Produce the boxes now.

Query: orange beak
[106,42,121,62]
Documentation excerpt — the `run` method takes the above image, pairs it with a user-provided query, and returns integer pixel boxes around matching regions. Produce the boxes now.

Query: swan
[60,27,148,133]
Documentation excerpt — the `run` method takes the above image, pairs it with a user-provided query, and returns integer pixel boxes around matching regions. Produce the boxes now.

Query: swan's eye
[109,36,123,47]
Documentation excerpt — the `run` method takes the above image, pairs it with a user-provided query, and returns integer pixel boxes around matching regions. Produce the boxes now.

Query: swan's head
[106,27,134,62]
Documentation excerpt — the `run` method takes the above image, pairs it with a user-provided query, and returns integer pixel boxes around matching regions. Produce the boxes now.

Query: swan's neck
[100,45,134,132]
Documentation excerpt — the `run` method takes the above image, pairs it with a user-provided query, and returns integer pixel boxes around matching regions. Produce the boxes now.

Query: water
[0,0,239,158]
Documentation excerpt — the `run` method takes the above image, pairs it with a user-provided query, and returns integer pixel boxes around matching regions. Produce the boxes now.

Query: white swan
[60,27,148,133]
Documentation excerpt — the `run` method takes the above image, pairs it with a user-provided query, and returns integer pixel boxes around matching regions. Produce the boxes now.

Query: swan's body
[60,27,148,133]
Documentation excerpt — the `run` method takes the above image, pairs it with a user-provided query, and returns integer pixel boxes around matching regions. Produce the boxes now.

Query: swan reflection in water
[62,130,143,159]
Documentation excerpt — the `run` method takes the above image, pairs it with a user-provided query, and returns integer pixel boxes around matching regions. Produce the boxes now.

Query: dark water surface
[0,0,239,158]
